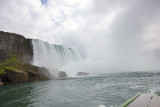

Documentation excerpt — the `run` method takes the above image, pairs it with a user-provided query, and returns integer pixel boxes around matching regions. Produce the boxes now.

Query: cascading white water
[32,39,82,76]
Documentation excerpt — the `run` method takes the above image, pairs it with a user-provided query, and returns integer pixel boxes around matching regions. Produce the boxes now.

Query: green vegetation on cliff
[0,31,51,84]
[0,55,23,75]
[0,55,40,76]
[0,54,51,84]
[0,55,17,75]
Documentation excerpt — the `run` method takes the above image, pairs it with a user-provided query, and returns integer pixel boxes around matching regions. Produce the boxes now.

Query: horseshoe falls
[32,39,82,76]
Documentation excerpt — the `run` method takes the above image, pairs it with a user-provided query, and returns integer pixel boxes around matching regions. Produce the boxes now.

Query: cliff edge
[0,31,52,85]
[0,31,33,63]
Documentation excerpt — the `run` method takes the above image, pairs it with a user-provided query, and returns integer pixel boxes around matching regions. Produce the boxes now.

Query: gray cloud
[0,0,160,74]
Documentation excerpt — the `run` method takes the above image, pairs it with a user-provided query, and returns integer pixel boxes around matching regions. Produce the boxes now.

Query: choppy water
[1,71,160,107]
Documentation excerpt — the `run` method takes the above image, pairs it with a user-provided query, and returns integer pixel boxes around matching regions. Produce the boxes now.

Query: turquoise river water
[1,71,160,107]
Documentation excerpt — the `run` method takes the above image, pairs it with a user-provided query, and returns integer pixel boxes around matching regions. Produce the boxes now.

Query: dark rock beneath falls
[6,69,28,83]
[0,64,52,84]
[58,71,67,79]
[76,72,88,76]
[0,81,3,86]
[0,78,3,86]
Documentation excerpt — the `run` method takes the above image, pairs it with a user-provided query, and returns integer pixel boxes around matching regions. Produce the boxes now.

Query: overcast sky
[0,0,160,72]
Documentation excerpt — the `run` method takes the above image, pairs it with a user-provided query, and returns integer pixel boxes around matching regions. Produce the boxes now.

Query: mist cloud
[0,0,160,74]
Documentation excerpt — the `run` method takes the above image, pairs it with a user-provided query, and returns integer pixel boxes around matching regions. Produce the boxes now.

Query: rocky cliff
[0,63,52,84]
[0,31,33,63]
[0,31,52,85]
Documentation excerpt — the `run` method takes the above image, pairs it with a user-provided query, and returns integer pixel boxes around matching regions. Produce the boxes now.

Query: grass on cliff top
[0,55,38,75]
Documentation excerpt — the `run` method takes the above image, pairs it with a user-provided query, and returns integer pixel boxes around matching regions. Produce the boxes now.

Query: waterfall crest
[32,39,82,75]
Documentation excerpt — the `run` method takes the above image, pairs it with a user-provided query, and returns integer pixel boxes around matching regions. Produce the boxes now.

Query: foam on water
[98,105,106,107]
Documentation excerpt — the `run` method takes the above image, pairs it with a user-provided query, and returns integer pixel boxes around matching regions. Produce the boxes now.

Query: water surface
[1,72,160,107]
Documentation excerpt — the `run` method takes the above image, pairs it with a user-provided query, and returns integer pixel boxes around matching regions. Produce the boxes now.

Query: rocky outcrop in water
[6,69,28,83]
[0,81,3,86]
[0,31,33,63]
[0,64,52,84]
[58,71,67,79]
[76,72,88,76]
[0,78,3,86]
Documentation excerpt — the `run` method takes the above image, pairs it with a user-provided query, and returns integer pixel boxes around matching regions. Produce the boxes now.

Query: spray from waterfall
[32,39,82,76]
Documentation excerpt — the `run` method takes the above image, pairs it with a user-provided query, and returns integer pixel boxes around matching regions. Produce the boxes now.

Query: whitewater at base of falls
[32,39,82,76]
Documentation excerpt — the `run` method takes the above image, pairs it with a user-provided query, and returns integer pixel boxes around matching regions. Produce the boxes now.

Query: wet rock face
[76,72,88,76]
[0,78,3,85]
[38,67,53,79]
[58,71,67,79]
[0,81,3,86]
[2,66,52,84]
[6,69,28,83]
[0,31,33,63]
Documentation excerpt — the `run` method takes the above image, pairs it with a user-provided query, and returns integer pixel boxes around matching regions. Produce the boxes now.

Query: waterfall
[32,39,82,76]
